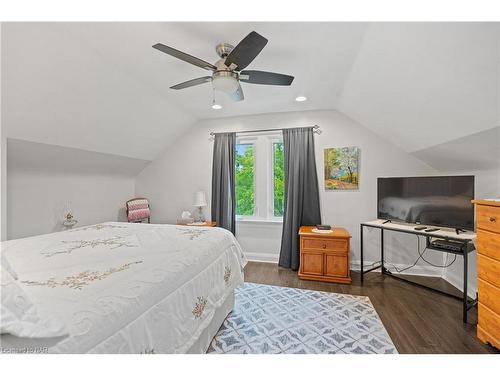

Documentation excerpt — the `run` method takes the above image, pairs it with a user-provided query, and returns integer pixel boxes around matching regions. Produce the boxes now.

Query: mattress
[0,222,247,353]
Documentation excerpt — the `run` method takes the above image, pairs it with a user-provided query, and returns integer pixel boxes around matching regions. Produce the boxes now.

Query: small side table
[298,226,352,284]
[181,221,217,227]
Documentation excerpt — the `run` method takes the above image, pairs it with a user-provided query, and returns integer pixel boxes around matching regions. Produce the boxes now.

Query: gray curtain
[211,133,236,234]
[279,127,322,270]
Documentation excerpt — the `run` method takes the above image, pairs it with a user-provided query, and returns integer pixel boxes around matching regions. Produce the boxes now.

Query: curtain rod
[209,125,321,137]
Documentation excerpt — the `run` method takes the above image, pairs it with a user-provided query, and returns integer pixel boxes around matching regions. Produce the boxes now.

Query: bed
[0,222,247,353]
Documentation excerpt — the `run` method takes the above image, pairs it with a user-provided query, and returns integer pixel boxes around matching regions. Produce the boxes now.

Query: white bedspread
[0,223,246,353]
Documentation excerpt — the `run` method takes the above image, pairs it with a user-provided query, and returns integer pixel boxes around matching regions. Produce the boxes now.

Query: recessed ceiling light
[295,96,308,102]
[212,103,222,110]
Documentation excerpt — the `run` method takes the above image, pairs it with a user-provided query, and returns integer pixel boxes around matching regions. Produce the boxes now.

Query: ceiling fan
[152,31,294,102]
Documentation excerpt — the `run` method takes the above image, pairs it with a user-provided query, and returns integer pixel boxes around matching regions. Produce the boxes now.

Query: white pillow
[1,264,68,338]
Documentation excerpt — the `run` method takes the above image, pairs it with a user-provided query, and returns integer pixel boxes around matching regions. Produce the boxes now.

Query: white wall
[442,168,500,297]
[137,110,444,272]
[1,23,6,241]
[6,139,148,240]
[1,134,6,241]
[8,171,135,239]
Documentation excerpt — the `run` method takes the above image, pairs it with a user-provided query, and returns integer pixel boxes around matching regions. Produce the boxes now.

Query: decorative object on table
[473,199,500,349]
[193,191,208,224]
[126,198,151,223]
[176,211,195,225]
[313,224,333,233]
[324,146,359,190]
[62,211,78,229]
[298,226,352,284]
[208,283,397,354]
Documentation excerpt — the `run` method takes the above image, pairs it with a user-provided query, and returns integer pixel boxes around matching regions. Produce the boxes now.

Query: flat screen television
[377,176,475,231]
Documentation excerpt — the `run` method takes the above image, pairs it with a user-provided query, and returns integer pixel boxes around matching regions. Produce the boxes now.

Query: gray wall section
[6,139,149,239]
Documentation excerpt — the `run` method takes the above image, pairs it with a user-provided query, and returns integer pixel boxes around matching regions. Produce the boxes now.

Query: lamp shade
[194,191,207,207]
[212,72,239,93]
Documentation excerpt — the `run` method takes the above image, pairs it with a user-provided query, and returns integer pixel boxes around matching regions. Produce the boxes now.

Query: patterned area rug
[208,282,397,354]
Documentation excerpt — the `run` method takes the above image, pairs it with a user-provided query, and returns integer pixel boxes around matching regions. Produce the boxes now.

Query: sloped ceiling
[338,23,499,154]
[7,138,149,177]
[2,22,499,168]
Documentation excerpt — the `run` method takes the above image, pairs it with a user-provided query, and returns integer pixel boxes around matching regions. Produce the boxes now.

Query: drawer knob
[490,217,497,222]
[322,244,327,249]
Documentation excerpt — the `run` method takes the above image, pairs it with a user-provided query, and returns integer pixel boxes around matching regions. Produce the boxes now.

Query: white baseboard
[350,260,443,277]
[244,252,279,263]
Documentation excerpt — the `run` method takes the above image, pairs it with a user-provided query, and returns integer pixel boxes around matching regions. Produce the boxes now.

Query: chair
[126,198,151,223]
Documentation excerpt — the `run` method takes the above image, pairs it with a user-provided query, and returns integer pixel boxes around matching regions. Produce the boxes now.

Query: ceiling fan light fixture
[212,71,239,94]
[295,95,308,102]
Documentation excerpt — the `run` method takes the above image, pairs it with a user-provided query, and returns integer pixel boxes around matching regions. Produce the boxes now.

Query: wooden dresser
[298,226,351,284]
[473,199,500,350]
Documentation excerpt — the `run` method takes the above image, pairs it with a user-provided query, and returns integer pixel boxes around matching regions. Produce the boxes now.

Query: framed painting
[324,147,360,190]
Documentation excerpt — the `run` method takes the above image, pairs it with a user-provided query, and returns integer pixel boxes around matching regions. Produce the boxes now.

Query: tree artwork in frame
[324,146,360,190]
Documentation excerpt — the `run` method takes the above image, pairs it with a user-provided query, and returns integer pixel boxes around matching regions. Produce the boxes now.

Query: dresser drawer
[477,254,500,286]
[302,238,348,252]
[478,303,500,344]
[478,278,500,316]
[476,205,500,234]
[477,229,500,262]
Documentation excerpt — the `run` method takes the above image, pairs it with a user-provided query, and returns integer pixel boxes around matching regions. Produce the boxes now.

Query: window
[235,143,255,216]
[273,142,284,217]
[235,133,284,222]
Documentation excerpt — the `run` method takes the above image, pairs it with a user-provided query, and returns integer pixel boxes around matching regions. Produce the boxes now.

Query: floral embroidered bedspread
[1,223,247,353]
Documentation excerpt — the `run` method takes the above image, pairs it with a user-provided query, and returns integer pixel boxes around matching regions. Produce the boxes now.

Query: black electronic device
[377,175,474,231]
[316,225,331,230]
[431,239,464,252]
[425,228,440,233]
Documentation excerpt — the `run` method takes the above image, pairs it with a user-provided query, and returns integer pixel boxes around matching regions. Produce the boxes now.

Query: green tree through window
[273,142,284,216]
[235,144,255,216]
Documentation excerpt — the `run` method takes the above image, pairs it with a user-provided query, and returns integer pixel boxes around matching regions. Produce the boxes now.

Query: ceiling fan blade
[239,70,294,86]
[170,76,212,90]
[224,31,268,71]
[153,43,216,71]
[229,83,244,102]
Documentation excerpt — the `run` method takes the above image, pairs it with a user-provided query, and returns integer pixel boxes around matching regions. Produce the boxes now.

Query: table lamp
[193,191,207,223]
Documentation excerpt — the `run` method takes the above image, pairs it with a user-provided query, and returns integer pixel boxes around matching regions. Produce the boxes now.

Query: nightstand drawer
[477,229,500,262]
[477,205,500,234]
[302,238,348,252]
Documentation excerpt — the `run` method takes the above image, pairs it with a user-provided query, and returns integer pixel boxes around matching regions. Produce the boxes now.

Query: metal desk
[360,220,477,323]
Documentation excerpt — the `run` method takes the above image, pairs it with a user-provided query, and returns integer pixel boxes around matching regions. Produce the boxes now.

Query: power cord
[385,235,457,273]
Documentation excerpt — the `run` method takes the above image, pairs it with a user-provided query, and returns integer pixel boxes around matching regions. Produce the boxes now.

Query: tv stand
[360,219,477,323]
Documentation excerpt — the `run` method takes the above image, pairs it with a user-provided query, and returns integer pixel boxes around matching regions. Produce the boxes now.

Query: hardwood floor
[244,261,499,354]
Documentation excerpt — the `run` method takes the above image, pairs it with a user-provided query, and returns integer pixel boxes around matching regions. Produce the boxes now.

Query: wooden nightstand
[298,226,352,284]
[180,221,217,227]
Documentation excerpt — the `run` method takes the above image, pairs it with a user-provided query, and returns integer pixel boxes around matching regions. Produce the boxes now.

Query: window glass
[235,143,255,216]
[273,142,284,217]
